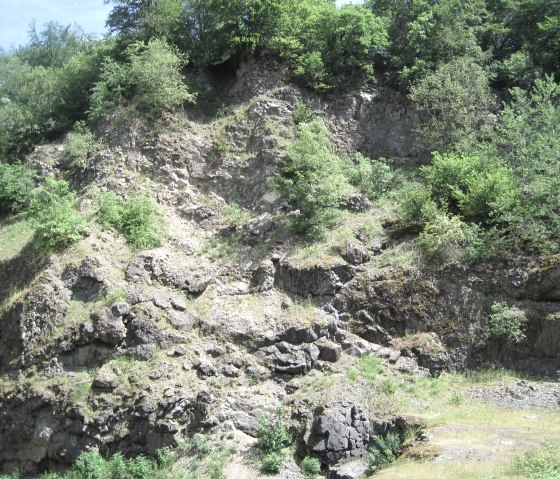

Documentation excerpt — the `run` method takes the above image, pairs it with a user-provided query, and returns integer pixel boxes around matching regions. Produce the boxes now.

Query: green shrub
[26,178,87,251]
[366,432,402,473]
[63,121,98,170]
[293,100,317,125]
[90,38,194,119]
[69,451,106,479]
[97,192,166,250]
[300,456,321,479]
[417,214,471,264]
[513,443,560,479]
[0,472,21,479]
[257,410,292,454]
[421,152,520,223]
[261,452,284,474]
[380,378,397,395]
[0,163,35,213]
[486,301,526,344]
[277,118,354,238]
[397,185,439,233]
[345,154,393,202]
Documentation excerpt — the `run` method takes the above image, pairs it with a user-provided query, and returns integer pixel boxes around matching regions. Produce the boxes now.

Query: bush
[292,100,317,125]
[90,38,194,119]
[417,214,471,264]
[486,301,526,344]
[366,432,402,473]
[26,178,88,251]
[277,118,354,238]
[409,57,496,151]
[397,185,439,233]
[261,452,284,474]
[69,451,106,479]
[345,153,393,201]
[0,163,35,213]
[257,410,292,454]
[421,152,520,223]
[300,456,321,479]
[63,121,98,170]
[257,409,292,473]
[97,192,166,250]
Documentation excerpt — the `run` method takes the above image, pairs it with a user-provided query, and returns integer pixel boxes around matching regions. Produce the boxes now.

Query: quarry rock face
[1,62,559,477]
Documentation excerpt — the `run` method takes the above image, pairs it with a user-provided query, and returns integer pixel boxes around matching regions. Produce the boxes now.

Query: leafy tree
[409,56,496,151]
[366,0,489,88]
[270,2,387,90]
[90,38,194,119]
[277,118,355,237]
[17,21,88,68]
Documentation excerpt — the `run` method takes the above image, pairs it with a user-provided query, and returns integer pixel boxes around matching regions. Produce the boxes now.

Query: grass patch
[0,218,34,261]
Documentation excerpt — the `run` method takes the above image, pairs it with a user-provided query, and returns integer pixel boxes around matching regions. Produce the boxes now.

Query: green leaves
[26,178,88,251]
[97,191,166,250]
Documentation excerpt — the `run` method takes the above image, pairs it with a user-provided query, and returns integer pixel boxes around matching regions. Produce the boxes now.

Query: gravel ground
[467,379,560,409]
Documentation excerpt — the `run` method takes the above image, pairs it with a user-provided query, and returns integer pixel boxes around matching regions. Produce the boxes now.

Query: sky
[0,0,361,51]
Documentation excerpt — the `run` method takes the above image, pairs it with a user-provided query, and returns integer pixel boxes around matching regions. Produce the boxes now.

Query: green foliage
[270,2,388,91]
[90,38,194,119]
[277,118,354,238]
[486,301,526,344]
[0,164,35,213]
[344,153,393,202]
[513,443,560,479]
[409,57,496,151]
[397,185,439,233]
[417,214,471,264]
[26,178,87,251]
[70,451,106,479]
[366,0,488,88]
[300,456,321,479]
[63,121,98,170]
[421,152,520,223]
[260,452,284,474]
[97,192,166,250]
[366,432,402,473]
[257,410,293,454]
[292,100,316,125]
[0,31,112,159]
[380,378,398,395]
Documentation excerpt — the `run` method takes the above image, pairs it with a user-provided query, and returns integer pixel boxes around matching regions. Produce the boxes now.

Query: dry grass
[0,218,34,261]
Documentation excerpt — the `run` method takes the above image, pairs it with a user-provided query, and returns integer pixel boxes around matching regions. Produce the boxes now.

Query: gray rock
[171,296,187,311]
[205,343,225,357]
[343,244,371,266]
[153,290,171,309]
[193,358,217,377]
[256,341,320,375]
[341,194,372,213]
[92,370,120,390]
[305,404,372,464]
[167,310,198,331]
[318,340,342,363]
[329,461,368,479]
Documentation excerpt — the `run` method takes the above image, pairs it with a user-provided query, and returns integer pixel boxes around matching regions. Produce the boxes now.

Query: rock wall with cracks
[0,62,558,478]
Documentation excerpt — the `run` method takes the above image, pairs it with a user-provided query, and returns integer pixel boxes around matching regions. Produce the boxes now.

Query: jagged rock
[393,356,419,374]
[317,339,342,363]
[342,243,370,266]
[92,369,121,390]
[205,343,225,357]
[286,378,301,393]
[256,341,320,375]
[167,310,199,331]
[341,194,372,213]
[328,461,369,479]
[193,357,217,377]
[306,404,372,464]
[250,260,276,292]
[275,260,356,297]
[153,290,171,309]
[84,309,126,346]
[248,213,276,236]
[171,296,187,311]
